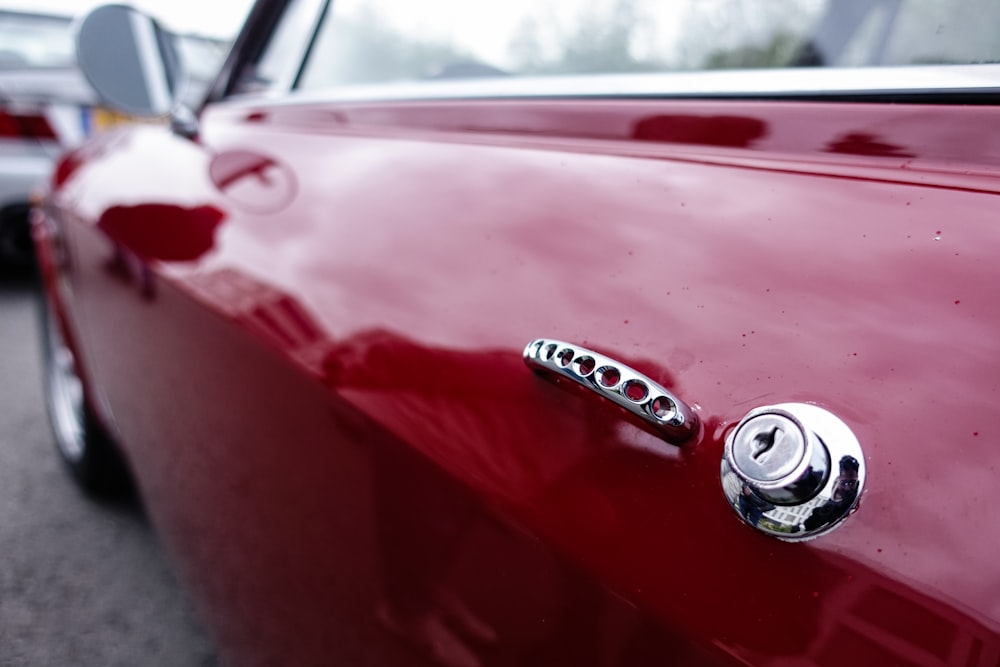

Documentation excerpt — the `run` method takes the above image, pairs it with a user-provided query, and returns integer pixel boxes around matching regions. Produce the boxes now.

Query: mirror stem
[170,105,200,140]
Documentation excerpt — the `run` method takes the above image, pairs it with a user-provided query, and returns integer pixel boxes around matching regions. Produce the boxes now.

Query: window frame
[211,0,1000,107]
[204,0,330,106]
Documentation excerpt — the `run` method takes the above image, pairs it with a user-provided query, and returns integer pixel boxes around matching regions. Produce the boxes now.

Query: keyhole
[752,426,781,462]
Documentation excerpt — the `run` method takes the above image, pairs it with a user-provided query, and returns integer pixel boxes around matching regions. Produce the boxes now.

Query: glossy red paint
[40,98,1000,665]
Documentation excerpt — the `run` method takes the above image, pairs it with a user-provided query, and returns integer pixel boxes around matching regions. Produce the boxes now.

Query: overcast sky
[0,0,254,38]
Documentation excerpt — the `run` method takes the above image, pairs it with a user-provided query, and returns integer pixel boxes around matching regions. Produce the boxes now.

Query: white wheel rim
[46,308,86,462]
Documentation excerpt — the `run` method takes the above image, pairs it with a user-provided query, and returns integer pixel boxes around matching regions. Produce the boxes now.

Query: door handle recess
[524,338,699,446]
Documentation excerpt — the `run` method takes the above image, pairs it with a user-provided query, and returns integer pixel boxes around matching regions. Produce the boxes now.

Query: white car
[0,9,228,271]
[0,10,92,270]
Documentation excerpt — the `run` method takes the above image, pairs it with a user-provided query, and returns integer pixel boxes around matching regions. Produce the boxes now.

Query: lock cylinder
[725,408,830,505]
[721,403,865,540]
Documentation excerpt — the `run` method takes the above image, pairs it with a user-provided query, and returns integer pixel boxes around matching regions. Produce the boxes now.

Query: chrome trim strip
[524,338,699,446]
[229,64,1000,106]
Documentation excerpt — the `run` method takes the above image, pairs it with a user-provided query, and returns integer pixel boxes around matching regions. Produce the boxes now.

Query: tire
[40,297,131,497]
[0,204,37,273]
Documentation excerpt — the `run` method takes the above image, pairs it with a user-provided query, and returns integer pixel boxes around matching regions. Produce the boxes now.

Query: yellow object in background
[84,108,164,136]
[90,107,135,132]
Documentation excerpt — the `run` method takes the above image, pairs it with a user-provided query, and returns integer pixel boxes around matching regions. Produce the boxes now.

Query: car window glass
[296,0,1000,91]
[881,0,1000,65]
[836,4,895,67]
[0,12,73,69]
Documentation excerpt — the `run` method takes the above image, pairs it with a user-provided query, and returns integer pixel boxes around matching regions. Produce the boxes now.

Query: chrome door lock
[721,403,865,540]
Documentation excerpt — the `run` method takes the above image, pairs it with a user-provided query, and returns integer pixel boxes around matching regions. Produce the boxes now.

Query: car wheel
[40,298,131,497]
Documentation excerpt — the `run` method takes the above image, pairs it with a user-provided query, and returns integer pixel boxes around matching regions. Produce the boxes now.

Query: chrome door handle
[523,338,699,446]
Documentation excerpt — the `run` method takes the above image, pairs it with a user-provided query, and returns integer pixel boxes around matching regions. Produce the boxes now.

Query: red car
[35,1,1000,665]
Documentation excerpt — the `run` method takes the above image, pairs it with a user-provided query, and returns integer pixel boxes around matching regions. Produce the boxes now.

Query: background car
[34,1,1000,665]
[0,7,228,271]
[0,9,89,271]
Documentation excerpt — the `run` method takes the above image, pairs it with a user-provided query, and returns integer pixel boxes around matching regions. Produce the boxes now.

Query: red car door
[47,94,1000,666]
[40,2,1000,665]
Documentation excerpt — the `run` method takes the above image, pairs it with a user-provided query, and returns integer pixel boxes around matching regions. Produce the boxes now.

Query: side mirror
[76,5,185,117]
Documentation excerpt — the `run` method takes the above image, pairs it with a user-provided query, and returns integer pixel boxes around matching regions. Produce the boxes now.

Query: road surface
[0,270,217,666]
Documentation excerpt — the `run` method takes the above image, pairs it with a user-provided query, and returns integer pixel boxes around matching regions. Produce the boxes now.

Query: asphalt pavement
[0,270,217,666]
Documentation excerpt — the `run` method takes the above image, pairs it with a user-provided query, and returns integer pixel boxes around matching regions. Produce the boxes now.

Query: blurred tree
[343,7,471,82]
[702,32,804,69]
[508,0,665,75]
[676,0,820,70]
